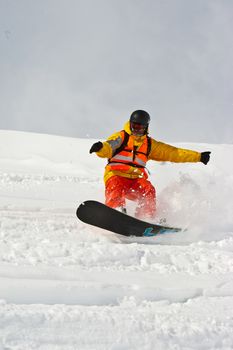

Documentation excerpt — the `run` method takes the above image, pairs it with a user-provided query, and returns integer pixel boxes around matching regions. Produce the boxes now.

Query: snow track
[0,131,233,349]
[1,297,233,350]
[1,204,233,331]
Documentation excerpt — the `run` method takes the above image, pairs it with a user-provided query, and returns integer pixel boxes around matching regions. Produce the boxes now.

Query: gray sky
[0,0,233,143]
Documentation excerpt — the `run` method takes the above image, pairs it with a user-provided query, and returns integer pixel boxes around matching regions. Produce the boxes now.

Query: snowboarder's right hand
[89,141,103,153]
[200,151,211,165]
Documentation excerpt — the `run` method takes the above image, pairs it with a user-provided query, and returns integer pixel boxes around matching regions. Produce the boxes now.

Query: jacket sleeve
[149,139,201,163]
[96,131,124,159]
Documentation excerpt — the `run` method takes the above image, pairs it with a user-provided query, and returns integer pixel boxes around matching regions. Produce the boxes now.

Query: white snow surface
[0,130,233,350]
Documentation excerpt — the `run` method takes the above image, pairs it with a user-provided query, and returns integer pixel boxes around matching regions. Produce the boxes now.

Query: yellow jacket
[96,122,201,183]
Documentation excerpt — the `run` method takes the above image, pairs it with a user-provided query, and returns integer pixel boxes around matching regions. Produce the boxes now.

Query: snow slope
[0,130,233,350]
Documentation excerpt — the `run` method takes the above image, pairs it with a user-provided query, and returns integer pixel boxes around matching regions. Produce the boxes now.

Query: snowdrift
[0,130,233,349]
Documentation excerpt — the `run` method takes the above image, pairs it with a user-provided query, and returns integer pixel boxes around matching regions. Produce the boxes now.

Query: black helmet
[130,110,150,126]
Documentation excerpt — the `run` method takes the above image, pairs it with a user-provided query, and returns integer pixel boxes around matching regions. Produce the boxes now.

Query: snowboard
[76,200,182,237]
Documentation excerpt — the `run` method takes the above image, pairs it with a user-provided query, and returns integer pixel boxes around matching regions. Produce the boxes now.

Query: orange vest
[108,131,151,172]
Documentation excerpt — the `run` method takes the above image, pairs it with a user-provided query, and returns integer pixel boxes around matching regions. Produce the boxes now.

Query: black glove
[89,141,103,154]
[200,151,211,165]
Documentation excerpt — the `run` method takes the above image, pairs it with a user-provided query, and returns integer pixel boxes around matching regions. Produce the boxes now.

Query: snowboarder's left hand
[89,141,103,153]
[200,151,211,165]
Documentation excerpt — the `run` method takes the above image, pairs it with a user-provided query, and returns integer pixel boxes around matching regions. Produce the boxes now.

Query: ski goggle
[130,122,147,135]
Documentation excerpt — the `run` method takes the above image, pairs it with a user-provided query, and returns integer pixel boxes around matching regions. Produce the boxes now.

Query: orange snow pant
[105,175,156,219]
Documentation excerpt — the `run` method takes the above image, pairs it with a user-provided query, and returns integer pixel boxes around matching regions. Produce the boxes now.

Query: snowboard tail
[76,200,181,237]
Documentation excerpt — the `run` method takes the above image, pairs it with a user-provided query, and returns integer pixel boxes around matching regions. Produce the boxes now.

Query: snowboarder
[89,110,211,219]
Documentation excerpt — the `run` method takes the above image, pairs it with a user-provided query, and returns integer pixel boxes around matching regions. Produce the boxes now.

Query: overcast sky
[0,0,233,143]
